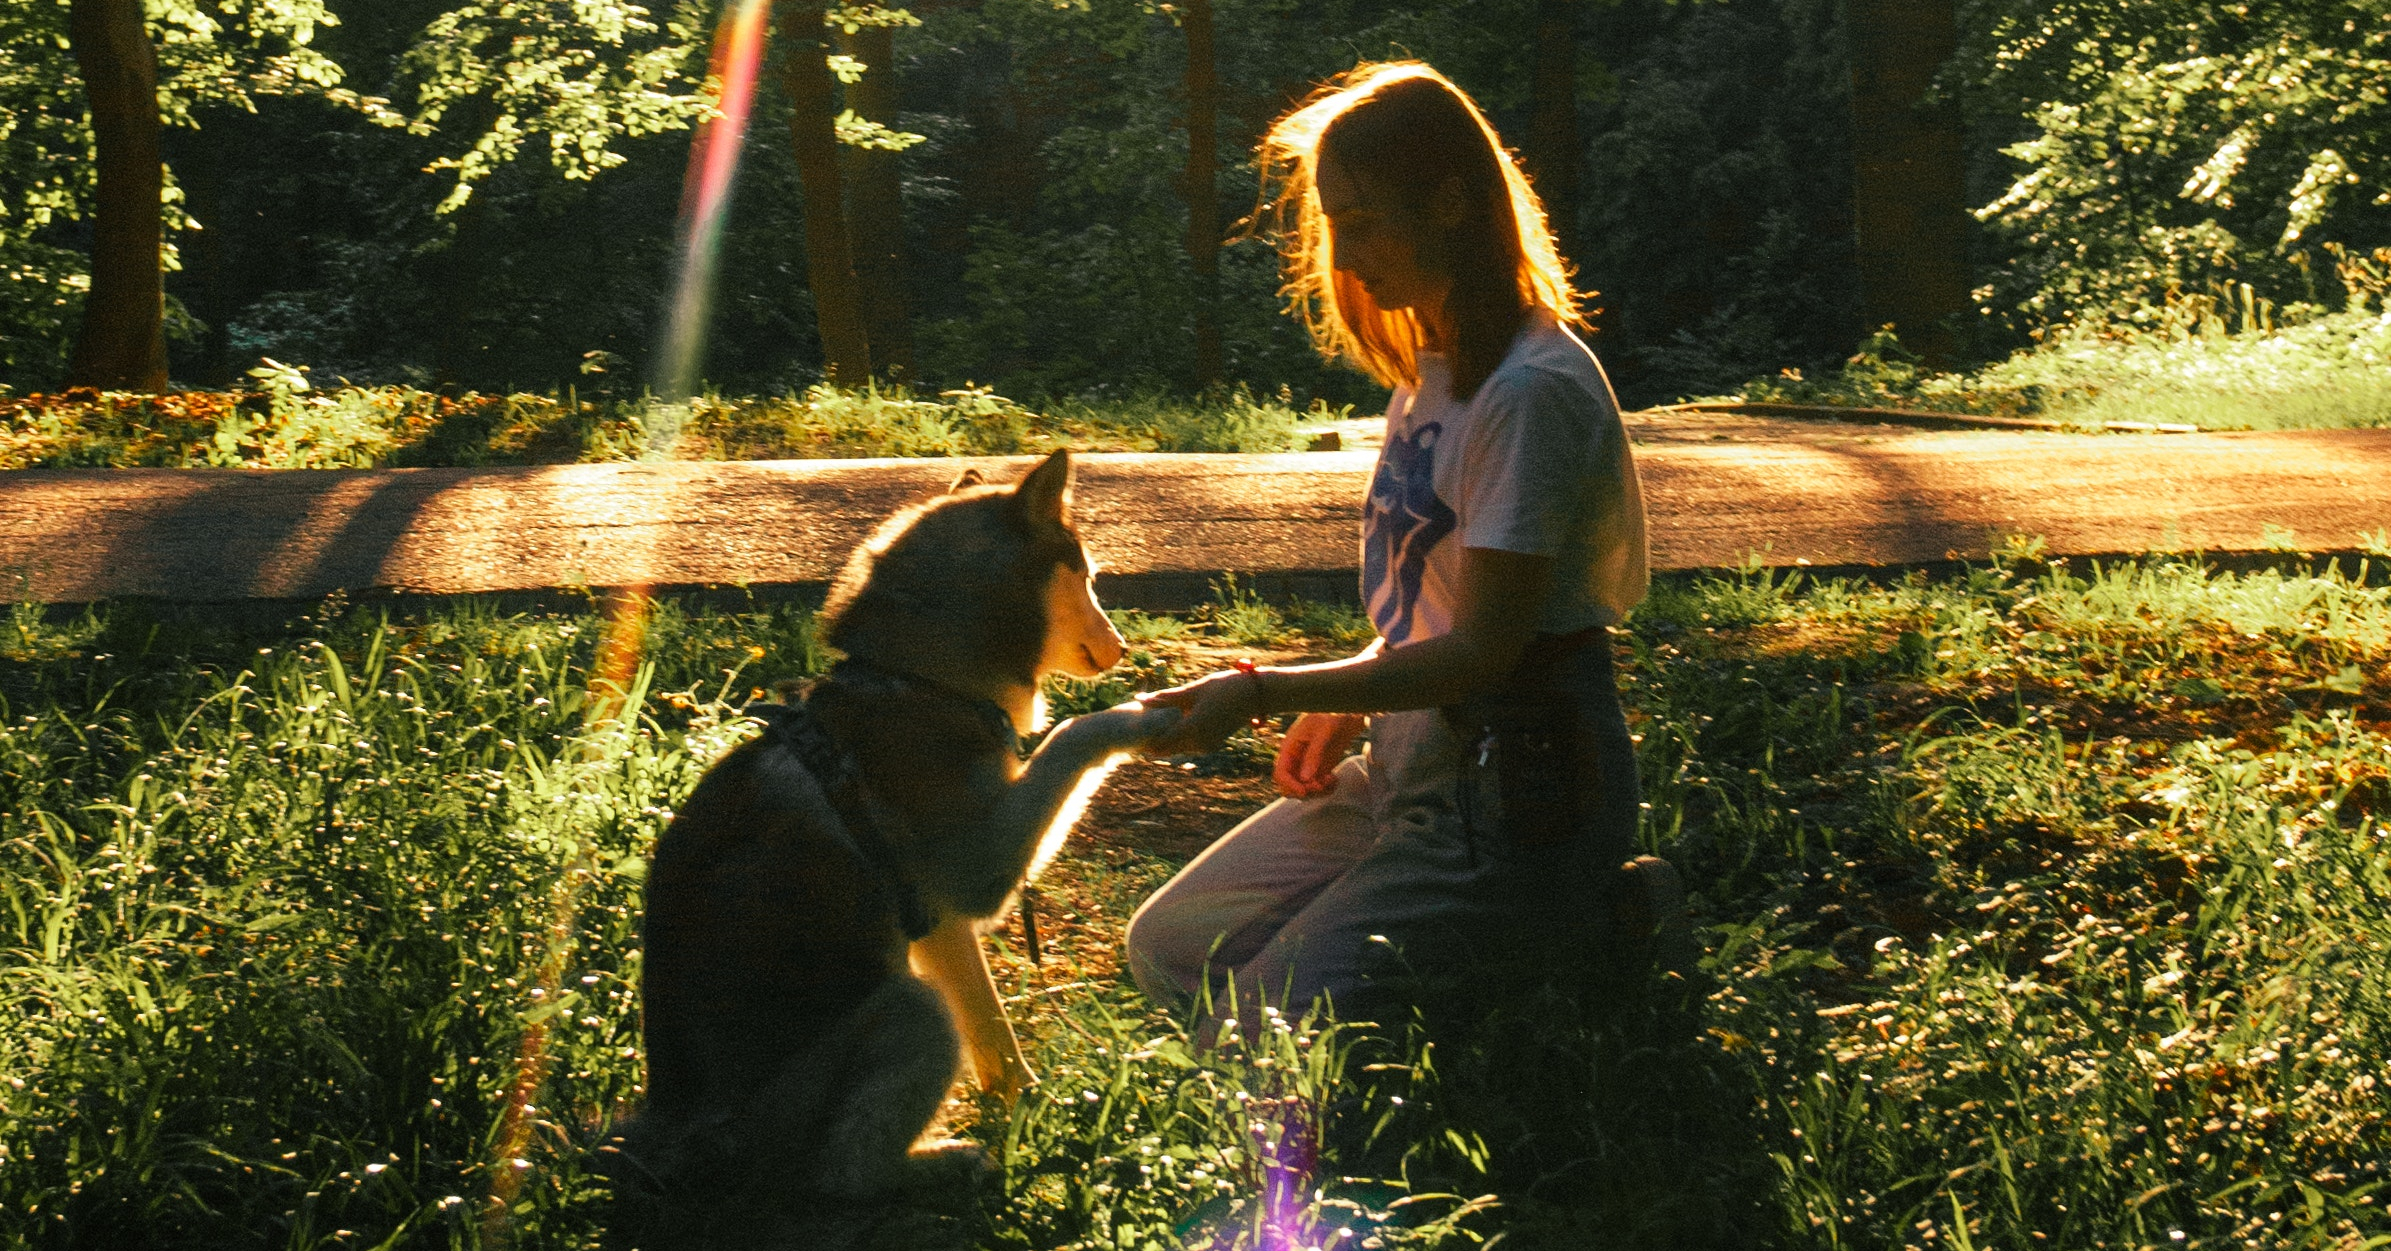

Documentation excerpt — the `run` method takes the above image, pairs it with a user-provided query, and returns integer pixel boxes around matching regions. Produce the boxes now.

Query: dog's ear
[949,467,987,493]
[1014,448,1074,533]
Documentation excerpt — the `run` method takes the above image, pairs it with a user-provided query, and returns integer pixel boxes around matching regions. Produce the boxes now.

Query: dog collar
[826,657,1020,751]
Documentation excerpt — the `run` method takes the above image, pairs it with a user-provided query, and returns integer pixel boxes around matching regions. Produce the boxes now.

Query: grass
[1738,275,2391,432]
[3,555,2389,1248]
[0,378,1353,470]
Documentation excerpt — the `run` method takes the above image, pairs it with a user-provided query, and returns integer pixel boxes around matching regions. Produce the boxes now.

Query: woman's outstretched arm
[1141,545,1552,756]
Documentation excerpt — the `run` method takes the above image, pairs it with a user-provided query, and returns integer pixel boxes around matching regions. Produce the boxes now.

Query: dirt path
[3,414,2386,608]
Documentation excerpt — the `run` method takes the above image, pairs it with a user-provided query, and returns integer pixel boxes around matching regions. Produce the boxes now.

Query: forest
[7,0,2389,414]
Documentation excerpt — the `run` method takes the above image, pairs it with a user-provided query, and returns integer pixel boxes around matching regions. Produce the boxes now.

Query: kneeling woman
[1129,61,1668,1034]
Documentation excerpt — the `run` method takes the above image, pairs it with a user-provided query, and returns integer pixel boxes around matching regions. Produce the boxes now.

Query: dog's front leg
[911,916,1034,1102]
[942,703,1181,915]
[908,705,1176,1106]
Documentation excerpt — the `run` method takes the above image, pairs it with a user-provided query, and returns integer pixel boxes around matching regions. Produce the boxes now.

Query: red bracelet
[1232,658,1267,726]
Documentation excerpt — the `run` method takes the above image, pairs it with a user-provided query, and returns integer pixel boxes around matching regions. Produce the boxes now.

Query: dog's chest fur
[806,678,1021,851]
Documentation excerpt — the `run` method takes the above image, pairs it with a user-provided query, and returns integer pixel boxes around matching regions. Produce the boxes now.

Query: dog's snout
[1042,566,1128,678]
[1080,590,1126,672]
[1084,625,1126,673]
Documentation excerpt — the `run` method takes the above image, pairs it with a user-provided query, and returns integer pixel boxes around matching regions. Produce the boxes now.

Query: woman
[1127,61,1674,1036]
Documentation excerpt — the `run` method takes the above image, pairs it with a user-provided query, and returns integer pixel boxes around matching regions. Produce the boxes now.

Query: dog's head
[821,449,1127,691]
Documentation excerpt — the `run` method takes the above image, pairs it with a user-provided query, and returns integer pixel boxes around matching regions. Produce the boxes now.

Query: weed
[1282,598,1375,647]
[1109,609,1194,646]
[1203,574,1285,648]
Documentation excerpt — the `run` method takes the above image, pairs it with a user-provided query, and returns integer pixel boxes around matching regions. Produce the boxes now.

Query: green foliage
[1044,386,1329,455]
[1740,325,1936,409]
[11,0,2391,425]
[1575,0,1862,403]
[0,2,95,384]
[0,593,825,1245]
[1624,554,2391,1248]
[1962,0,2391,329]
[1936,301,2391,430]
[394,0,715,213]
[984,995,1490,1250]
[1282,598,1376,648]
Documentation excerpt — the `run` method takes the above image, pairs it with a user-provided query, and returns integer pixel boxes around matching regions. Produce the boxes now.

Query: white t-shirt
[1360,310,1649,646]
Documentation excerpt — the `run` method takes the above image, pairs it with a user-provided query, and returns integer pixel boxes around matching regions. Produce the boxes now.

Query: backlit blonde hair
[1259,61,1588,401]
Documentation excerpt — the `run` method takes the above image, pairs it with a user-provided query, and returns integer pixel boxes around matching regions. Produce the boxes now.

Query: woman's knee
[1123,890,1208,1004]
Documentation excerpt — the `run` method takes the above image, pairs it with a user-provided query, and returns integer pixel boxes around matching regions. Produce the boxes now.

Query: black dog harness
[743,659,1019,944]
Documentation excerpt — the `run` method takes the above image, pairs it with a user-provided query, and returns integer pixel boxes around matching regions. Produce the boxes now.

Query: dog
[604,449,1180,1249]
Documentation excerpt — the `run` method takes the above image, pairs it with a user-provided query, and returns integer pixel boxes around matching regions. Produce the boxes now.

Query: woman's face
[1318,154,1449,314]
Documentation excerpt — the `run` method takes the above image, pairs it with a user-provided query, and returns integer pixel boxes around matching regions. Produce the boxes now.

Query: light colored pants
[1124,708,1508,1035]
[1124,641,1643,1038]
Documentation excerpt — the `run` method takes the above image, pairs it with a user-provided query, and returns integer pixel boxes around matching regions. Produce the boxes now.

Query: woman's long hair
[1259,61,1588,401]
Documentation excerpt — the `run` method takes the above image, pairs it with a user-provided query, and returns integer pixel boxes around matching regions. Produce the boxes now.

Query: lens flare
[650,0,774,449]
[481,7,762,1229]
[481,589,653,1246]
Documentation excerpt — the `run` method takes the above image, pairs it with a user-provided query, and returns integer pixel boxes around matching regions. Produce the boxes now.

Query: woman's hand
[1273,712,1365,798]
[1136,669,1266,757]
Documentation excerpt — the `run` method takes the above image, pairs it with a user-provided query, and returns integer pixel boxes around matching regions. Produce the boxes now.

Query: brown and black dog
[606,450,1179,1249]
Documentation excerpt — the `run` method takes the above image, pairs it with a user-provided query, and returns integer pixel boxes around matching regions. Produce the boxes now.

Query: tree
[398,1,716,214]
[1962,0,2391,326]
[773,1,871,383]
[19,0,358,391]
[840,17,916,380]
[66,0,168,392]
[393,1,714,387]
[1846,0,1970,366]
[0,0,713,393]
[1180,0,1223,390]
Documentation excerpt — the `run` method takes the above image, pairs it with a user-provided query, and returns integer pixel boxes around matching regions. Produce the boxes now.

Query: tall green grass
[3,556,2388,1248]
[1741,296,2391,431]
[1620,554,2391,1249]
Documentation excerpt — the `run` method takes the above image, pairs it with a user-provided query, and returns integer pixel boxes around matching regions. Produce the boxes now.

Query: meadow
[2,552,2388,1249]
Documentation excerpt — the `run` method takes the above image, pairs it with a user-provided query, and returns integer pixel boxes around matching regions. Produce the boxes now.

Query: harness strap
[744,699,937,942]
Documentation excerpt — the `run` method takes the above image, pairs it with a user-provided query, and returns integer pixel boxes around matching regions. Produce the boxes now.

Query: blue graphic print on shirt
[1363,420,1457,645]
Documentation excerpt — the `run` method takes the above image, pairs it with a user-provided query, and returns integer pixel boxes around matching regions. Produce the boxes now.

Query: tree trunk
[67,0,169,393]
[1180,0,1222,390]
[775,0,872,385]
[1847,0,1970,368]
[1527,0,1580,248]
[839,22,915,382]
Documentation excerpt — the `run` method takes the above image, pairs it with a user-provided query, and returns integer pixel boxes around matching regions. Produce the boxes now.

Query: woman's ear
[1014,448,1075,534]
[949,467,988,493]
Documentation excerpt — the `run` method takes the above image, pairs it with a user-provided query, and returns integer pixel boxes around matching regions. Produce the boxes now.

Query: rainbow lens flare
[648,0,774,450]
